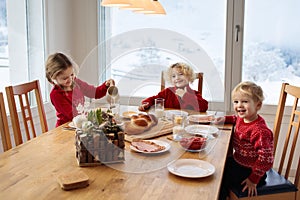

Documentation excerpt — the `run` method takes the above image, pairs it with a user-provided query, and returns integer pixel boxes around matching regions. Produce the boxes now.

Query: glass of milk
[154,98,165,119]
[172,114,187,141]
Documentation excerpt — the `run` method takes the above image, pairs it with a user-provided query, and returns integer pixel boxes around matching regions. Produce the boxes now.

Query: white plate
[167,159,215,178]
[68,122,76,128]
[130,140,171,154]
[165,110,189,120]
[122,111,138,119]
[185,125,219,137]
[188,114,214,124]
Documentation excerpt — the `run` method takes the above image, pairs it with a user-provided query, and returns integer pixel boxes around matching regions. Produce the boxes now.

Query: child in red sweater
[45,52,115,127]
[138,62,208,112]
[216,81,274,199]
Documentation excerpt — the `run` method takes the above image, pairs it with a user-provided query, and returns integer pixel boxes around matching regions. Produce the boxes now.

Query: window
[0,0,9,93]
[0,0,46,100]
[242,0,300,106]
[99,0,227,110]
[99,0,300,112]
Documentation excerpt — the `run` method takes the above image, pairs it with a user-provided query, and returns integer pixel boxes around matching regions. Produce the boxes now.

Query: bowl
[179,135,207,152]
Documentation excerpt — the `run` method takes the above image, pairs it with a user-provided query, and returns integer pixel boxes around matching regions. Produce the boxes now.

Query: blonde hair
[45,52,78,84]
[232,81,265,103]
[165,62,196,83]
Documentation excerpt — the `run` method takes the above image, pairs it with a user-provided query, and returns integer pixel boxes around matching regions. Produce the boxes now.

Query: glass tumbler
[154,98,165,118]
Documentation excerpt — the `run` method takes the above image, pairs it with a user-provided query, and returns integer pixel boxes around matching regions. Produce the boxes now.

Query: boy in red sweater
[45,52,115,127]
[138,62,208,112]
[216,81,274,199]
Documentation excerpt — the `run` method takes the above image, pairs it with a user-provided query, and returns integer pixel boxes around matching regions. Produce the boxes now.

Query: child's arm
[75,78,108,99]
[138,90,167,111]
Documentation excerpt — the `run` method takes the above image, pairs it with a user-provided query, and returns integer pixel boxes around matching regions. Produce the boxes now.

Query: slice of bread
[57,171,89,190]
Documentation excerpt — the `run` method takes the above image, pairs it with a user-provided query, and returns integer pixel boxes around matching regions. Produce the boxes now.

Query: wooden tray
[125,121,174,142]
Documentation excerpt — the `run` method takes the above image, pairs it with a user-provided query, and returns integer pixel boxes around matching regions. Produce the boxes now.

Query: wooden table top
[0,111,232,200]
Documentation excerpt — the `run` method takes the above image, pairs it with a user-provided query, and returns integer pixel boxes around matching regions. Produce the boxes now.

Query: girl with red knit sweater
[45,52,115,127]
[138,62,208,112]
[216,81,274,199]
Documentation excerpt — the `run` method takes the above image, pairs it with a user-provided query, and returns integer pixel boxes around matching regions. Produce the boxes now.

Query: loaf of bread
[124,113,158,135]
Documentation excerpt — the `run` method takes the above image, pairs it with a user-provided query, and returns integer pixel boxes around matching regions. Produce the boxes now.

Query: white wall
[44,0,99,85]
[44,0,99,128]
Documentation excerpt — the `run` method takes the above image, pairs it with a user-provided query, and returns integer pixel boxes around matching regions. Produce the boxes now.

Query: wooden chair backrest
[273,83,300,190]
[0,92,12,151]
[161,71,204,96]
[5,80,48,146]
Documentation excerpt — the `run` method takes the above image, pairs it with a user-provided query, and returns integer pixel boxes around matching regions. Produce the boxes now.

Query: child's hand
[175,87,187,98]
[213,116,225,124]
[105,79,115,87]
[241,178,257,197]
[138,102,150,111]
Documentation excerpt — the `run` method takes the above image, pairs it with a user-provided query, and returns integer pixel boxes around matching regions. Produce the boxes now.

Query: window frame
[6,0,47,100]
[97,0,283,118]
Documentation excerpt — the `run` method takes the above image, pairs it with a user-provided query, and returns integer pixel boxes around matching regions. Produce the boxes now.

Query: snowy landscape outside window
[102,0,226,105]
[242,0,300,105]
[100,0,300,106]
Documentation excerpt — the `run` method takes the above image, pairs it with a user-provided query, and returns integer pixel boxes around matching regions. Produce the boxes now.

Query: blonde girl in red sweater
[138,62,208,112]
[46,52,115,127]
[216,81,274,199]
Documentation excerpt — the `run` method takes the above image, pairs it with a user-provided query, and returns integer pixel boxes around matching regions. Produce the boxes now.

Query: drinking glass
[172,113,187,141]
[154,98,165,118]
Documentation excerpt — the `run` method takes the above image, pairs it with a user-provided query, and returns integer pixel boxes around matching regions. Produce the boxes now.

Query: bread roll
[124,113,158,135]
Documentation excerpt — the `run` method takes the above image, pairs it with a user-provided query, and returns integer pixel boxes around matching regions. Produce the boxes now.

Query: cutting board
[125,121,174,142]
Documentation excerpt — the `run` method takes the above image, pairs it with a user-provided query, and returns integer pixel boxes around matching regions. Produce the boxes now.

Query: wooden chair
[161,71,204,95]
[0,92,12,151]
[5,80,48,146]
[228,83,300,200]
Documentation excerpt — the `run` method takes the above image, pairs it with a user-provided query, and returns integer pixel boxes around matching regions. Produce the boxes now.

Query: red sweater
[50,78,108,127]
[225,115,274,184]
[142,86,208,112]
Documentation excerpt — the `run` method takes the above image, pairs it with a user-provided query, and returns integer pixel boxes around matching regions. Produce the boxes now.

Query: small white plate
[185,125,219,137]
[165,110,189,120]
[130,140,171,154]
[68,122,76,128]
[122,111,138,119]
[167,159,215,178]
[188,114,214,124]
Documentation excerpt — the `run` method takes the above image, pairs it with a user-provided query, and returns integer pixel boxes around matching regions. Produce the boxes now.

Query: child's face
[232,92,262,123]
[171,68,189,88]
[55,66,75,89]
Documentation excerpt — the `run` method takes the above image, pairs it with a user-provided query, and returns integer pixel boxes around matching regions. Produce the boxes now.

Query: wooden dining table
[0,108,232,200]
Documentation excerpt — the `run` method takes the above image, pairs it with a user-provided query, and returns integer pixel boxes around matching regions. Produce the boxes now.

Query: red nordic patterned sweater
[50,78,108,127]
[225,115,274,184]
[142,85,208,112]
